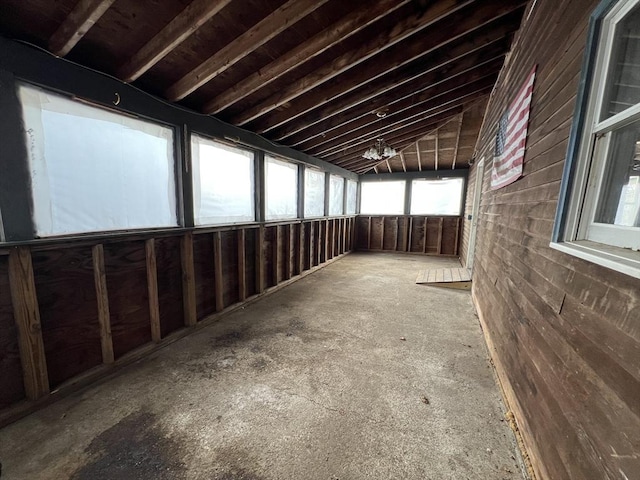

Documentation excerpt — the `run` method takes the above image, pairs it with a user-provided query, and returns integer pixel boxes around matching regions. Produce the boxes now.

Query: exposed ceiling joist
[118,0,233,82]
[166,0,329,101]
[202,0,410,114]
[48,0,115,57]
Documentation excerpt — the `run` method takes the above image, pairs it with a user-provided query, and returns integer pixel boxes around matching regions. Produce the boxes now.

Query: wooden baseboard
[472,286,542,480]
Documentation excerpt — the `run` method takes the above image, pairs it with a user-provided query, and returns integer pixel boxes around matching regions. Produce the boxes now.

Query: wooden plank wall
[355,216,461,256]
[467,0,640,478]
[0,217,354,425]
[460,169,475,266]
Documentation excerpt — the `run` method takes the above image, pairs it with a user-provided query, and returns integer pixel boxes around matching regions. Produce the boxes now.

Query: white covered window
[266,155,298,220]
[410,178,464,215]
[360,181,405,215]
[304,168,325,217]
[346,179,358,215]
[191,134,255,225]
[553,0,640,278]
[19,84,177,236]
[329,175,344,216]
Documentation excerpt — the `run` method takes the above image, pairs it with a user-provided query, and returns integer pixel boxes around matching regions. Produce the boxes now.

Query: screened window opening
[410,178,465,216]
[329,175,345,216]
[304,168,325,217]
[346,179,358,215]
[360,181,405,215]
[19,84,177,236]
[191,134,255,225]
[266,155,298,220]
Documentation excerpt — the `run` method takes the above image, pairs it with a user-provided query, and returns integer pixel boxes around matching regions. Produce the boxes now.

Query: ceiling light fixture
[363,110,396,161]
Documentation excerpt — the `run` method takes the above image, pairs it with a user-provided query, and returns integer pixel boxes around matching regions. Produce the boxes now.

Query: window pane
[411,178,464,215]
[19,84,177,236]
[266,156,298,220]
[601,3,640,119]
[304,168,325,217]
[346,180,358,214]
[360,181,405,214]
[595,119,640,227]
[191,135,255,225]
[329,175,344,216]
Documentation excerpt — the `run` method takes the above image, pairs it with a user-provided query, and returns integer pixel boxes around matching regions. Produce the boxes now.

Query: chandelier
[362,138,397,160]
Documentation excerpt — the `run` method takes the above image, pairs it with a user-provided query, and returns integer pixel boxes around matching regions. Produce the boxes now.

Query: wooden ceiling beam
[49,0,115,57]
[202,0,410,114]
[307,71,499,157]
[231,0,481,126]
[272,26,515,147]
[165,0,329,102]
[260,4,524,139]
[118,0,233,82]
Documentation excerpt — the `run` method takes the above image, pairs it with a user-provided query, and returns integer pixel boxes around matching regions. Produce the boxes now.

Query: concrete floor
[0,253,525,480]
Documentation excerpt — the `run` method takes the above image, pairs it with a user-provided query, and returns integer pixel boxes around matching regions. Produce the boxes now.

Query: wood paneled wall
[467,0,640,478]
[355,216,461,256]
[0,217,355,426]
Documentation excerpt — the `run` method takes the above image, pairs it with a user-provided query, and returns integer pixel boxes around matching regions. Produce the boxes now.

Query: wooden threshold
[415,267,471,290]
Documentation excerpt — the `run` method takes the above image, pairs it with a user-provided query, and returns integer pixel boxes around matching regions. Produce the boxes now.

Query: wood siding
[355,216,461,256]
[467,1,640,479]
[0,217,355,426]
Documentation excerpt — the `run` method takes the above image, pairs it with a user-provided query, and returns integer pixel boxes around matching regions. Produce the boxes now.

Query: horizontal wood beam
[202,0,410,114]
[166,0,328,101]
[49,0,115,56]
[257,3,522,138]
[118,0,233,82]
[231,0,478,126]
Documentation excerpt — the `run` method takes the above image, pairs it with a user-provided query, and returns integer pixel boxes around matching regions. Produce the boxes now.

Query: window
[265,155,298,220]
[346,179,358,215]
[553,0,640,278]
[19,84,177,236]
[304,168,325,217]
[360,181,405,215]
[191,134,255,225]
[329,175,345,216]
[410,178,464,215]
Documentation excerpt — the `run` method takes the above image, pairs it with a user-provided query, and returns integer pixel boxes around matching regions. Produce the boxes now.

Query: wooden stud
[380,217,386,250]
[284,224,292,280]
[309,222,315,268]
[213,231,224,312]
[408,217,414,252]
[394,217,399,251]
[237,229,246,301]
[452,113,464,170]
[256,226,265,293]
[324,220,330,262]
[298,223,305,274]
[423,217,428,253]
[8,247,49,399]
[403,217,409,251]
[49,0,115,56]
[92,244,114,364]
[272,226,280,285]
[166,0,328,101]
[416,142,423,171]
[118,0,233,82]
[453,217,461,256]
[145,239,161,343]
[180,232,197,326]
[330,219,336,259]
[367,216,372,250]
[317,221,322,265]
[437,217,444,254]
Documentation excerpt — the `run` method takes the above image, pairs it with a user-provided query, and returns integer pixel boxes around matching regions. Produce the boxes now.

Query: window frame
[552,0,640,279]
[264,154,299,221]
[359,180,407,215]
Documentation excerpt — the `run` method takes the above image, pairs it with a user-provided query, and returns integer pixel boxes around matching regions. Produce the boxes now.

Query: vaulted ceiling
[0,0,527,174]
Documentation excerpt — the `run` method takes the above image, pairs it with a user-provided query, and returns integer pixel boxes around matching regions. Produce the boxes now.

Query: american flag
[491,66,536,190]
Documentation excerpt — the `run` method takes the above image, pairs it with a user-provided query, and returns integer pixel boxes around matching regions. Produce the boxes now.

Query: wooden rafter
[435,128,439,171]
[385,158,393,173]
[166,0,328,101]
[400,152,407,172]
[231,0,480,126]
[118,0,233,82]
[416,142,423,171]
[452,112,465,170]
[49,0,115,56]
[202,0,410,114]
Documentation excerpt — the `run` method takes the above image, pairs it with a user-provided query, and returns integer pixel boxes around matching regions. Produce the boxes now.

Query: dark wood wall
[0,218,354,425]
[467,0,640,478]
[355,216,461,256]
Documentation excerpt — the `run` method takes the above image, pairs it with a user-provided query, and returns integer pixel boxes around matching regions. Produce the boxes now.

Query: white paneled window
[553,0,640,278]
[266,155,298,220]
[346,179,358,215]
[191,134,255,225]
[329,175,344,216]
[360,181,405,215]
[304,168,325,217]
[410,178,464,215]
[19,84,177,236]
